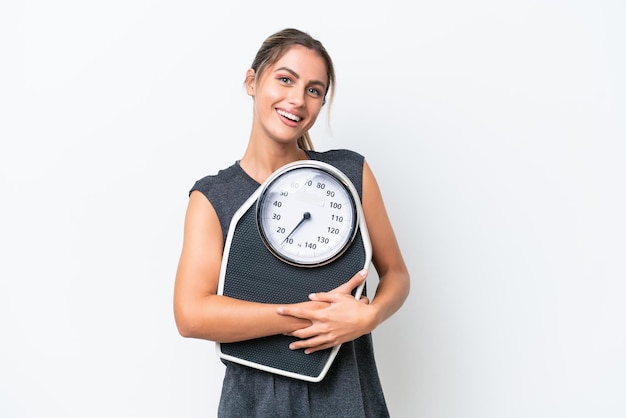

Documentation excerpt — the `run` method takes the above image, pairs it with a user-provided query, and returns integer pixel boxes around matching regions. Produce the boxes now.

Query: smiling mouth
[277,109,302,122]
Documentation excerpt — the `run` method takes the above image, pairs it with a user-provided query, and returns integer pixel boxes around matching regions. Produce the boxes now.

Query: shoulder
[306,149,364,166]
[188,162,261,239]
[190,163,242,196]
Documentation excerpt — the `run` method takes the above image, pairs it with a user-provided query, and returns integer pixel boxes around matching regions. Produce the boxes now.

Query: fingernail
[360,269,368,278]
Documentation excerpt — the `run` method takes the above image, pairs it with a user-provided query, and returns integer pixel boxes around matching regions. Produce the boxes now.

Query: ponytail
[297,133,314,151]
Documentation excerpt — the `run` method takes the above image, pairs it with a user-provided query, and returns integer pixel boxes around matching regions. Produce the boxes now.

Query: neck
[239,143,309,184]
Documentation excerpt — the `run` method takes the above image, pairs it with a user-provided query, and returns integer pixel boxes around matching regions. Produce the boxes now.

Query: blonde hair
[248,28,336,151]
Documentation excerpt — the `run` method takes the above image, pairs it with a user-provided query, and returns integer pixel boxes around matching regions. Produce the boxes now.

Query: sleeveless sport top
[190,149,390,418]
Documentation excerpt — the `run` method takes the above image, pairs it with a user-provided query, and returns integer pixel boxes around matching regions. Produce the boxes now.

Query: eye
[307,87,322,97]
[278,76,293,85]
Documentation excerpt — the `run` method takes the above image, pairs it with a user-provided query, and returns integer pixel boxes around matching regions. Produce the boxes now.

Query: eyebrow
[275,66,328,91]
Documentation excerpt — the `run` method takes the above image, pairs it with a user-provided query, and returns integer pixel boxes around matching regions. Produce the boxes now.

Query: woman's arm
[359,159,411,323]
[173,191,315,342]
[277,159,411,353]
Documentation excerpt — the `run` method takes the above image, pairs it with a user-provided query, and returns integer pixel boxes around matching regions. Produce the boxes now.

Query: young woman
[174,28,410,417]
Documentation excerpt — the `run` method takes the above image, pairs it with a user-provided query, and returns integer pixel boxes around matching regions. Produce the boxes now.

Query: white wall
[1,1,624,417]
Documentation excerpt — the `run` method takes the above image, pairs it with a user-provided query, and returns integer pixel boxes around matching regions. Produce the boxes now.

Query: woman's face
[247,45,328,146]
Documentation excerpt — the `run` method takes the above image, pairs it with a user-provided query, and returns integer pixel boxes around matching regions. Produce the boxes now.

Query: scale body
[216,160,371,382]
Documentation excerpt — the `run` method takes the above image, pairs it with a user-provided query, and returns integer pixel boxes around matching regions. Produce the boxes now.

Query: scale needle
[282,212,311,244]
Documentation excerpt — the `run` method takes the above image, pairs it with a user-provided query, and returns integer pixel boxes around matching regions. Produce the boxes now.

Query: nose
[287,87,306,107]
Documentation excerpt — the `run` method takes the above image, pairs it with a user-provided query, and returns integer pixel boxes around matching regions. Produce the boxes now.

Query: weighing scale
[216,160,371,382]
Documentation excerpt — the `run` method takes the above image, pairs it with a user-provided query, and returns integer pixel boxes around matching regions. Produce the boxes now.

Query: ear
[245,68,256,97]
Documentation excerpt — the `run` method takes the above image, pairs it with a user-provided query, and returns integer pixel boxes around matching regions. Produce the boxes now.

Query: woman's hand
[276,270,379,354]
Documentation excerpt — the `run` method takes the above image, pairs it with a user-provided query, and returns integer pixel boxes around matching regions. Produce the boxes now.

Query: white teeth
[277,109,301,122]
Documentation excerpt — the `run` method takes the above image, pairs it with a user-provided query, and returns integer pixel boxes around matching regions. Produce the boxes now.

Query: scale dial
[256,161,360,267]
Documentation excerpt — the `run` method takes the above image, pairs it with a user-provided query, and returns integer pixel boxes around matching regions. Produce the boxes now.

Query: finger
[289,336,334,352]
[290,338,337,354]
[304,343,336,354]
[308,291,340,303]
[276,306,307,319]
[289,325,319,340]
[309,289,364,303]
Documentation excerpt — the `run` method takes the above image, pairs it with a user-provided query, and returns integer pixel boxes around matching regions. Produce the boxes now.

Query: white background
[1,1,625,417]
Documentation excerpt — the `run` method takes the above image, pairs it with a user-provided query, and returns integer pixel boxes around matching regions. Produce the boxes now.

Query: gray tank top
[190,149,389,417]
